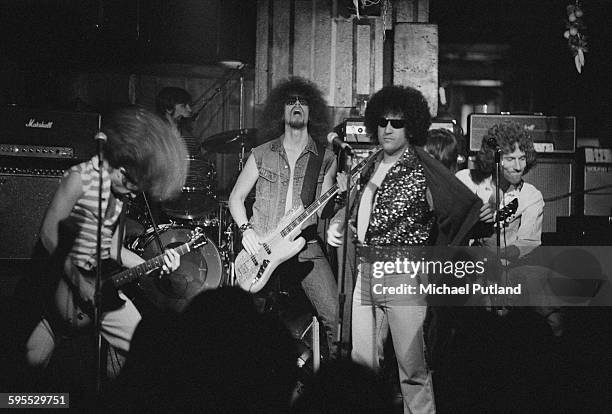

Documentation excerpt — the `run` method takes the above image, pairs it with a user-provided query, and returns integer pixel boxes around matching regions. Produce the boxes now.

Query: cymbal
[202,128,258,153]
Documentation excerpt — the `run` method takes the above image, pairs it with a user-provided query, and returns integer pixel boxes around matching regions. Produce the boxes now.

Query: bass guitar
[235,148,382,293]
[53,227,207,330]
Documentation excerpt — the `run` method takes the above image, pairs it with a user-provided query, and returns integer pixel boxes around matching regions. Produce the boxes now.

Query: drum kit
[125,128,259,312]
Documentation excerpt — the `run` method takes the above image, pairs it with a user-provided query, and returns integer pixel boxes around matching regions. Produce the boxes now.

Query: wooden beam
[393,23,438,116]
[255,0,270,104]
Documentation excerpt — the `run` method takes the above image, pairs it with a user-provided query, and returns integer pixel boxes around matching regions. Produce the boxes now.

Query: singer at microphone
[327,132,354,155]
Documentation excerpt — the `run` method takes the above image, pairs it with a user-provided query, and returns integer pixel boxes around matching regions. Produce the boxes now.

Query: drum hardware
[181,136,202,158]
[199,61,253,156]
[135,191,165,252]
[190,61,247,124]
[223,223,237,286]
[201,128,258,155]
[162,157,218,220]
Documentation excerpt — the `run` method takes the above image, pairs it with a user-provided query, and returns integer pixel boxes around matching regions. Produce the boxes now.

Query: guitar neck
[110,241,192,288]
[281,148,381,237]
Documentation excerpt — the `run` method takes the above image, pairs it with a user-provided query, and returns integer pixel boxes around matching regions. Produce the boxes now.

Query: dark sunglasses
[377,118,406,129]
[285,95,308,106]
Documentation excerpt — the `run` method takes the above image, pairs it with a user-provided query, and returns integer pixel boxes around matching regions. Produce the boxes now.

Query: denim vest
[250,136,334,236]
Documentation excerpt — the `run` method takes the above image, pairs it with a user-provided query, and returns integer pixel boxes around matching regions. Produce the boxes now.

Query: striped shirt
[67,156,124,270]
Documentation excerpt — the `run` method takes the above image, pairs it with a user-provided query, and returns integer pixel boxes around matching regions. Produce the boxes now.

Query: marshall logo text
[25,119,53,129]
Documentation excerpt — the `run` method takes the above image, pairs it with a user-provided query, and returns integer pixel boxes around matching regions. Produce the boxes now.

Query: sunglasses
[377,118,406,129]
[285,95,308,106]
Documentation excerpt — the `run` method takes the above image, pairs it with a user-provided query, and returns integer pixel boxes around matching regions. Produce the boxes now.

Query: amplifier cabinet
[574,148,612,216]
[0,173,62,259]
[581,164,612,216]
[0,107,100,160]
[522,157,575,233]
[469,114,576,153]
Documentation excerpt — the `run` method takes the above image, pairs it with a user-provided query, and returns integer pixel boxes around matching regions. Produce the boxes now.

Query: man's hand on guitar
[241,228,261,256]
[327,221,344,247]
[480,203,494,223]
[160,249,180,275]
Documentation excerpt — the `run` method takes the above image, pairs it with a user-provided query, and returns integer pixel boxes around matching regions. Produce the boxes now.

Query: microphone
[487,137,503,158]
[94,132,107,142]
[327,132,354,155]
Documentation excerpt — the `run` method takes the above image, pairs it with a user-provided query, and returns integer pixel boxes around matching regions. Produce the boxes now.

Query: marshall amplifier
[0,107,101,160]
[468,114,576,153]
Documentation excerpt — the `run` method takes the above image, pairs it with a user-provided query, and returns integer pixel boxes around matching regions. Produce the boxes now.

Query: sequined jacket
[357,145,434,245]
[334,146,482,247]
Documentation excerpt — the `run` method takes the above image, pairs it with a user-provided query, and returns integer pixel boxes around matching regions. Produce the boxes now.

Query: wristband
[238,222,254,234]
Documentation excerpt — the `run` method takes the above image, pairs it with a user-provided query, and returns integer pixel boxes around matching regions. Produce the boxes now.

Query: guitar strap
[300,140,325,207]
[115,201,128,267]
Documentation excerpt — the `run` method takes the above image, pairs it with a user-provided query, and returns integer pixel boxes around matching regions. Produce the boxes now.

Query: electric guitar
[235,148,382,293]
[53,227,207,330]
[495,197,518,226]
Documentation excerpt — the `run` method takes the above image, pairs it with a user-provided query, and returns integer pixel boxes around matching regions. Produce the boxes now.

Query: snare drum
[131,224,223,312]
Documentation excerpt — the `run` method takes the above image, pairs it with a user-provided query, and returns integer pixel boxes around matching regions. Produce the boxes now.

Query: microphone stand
[494,148,505,312]
[142,193,164,252]
[93,131,106,397]
[335,148,353,360]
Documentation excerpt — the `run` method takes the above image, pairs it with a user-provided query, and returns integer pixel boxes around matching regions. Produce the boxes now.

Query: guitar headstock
[497,198,518,224]
[189,227,207,249]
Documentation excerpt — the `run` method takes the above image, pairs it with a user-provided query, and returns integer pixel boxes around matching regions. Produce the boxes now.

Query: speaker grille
[583,165,612,216]
[0,174,62,258]
[523,158,574,233]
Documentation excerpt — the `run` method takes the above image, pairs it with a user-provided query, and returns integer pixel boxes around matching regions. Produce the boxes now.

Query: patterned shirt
[67,156,124,270]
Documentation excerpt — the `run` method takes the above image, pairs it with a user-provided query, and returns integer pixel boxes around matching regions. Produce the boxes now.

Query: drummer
[155,86,194,136]
[122,87,195,233]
